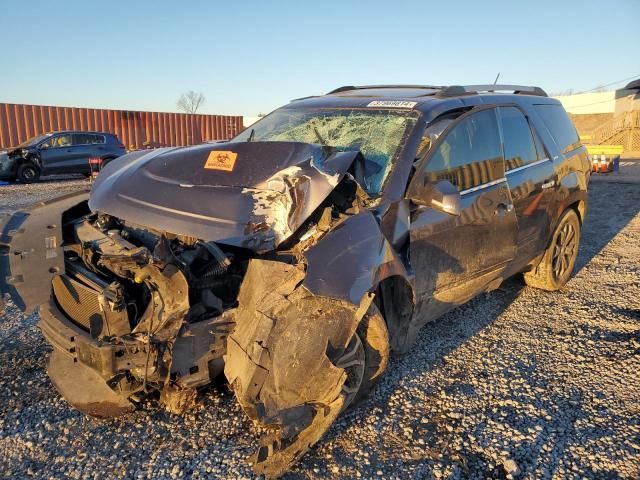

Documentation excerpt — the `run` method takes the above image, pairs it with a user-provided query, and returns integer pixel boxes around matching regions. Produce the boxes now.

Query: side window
[531,128,548,161]
[52,134,72,148]
[73,133,91,145]
[498,107,538,171]
[424,109,504,191]
[533,104,580,154]
[94,134,106,144]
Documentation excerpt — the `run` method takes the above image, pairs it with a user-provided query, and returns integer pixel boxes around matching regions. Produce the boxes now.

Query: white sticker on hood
[367,100,417,108]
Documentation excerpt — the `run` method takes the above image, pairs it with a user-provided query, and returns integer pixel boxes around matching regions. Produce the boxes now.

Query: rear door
[499,106,556,262]
[69,133,100,173]
[409,107,518,317]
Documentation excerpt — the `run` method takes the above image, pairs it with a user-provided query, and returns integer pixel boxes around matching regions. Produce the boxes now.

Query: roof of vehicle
[288,84,561,121]
[44,130,118,136]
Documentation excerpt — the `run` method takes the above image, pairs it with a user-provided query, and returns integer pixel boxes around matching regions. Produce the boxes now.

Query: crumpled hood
[89,141,358,252]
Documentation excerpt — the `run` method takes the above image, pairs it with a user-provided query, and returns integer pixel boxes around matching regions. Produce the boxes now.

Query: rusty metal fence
[0,103,243,150]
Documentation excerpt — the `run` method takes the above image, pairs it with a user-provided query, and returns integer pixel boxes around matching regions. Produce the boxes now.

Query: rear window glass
[534,104,580,154]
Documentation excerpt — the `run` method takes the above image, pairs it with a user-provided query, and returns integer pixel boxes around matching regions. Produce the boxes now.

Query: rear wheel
[524,209,581,291]
[101,157,116,168]
[17,163,40,183]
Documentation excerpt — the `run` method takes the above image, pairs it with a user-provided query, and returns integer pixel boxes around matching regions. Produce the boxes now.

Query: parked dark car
[0,131,126,182]
[0,84,589,476]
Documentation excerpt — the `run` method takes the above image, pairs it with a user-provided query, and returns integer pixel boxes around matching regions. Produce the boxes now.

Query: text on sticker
[204,151,238,172]
[367,100,417,108]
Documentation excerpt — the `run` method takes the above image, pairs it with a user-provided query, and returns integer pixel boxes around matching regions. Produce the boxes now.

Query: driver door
[408,107,518,319]
[40,133,77,174]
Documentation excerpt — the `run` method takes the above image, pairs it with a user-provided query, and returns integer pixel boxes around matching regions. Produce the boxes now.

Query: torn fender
[303,211,411,305]
[224,259,372,477]
[0,191,90,313]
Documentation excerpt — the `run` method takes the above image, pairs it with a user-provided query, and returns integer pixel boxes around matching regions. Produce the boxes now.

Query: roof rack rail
[438,84,548,97]
[328,84,444,95]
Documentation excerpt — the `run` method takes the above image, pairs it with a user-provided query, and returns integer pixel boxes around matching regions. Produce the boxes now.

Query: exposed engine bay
[1,140,414,477]
[51,212,243,408]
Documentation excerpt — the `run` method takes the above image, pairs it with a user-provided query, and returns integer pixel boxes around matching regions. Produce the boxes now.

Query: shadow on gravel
[311,276,528,477]
[574,183,640,274]
[0,174,86,186]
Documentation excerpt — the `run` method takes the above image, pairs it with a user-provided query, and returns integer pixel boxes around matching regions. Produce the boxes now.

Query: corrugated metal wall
[0,103,243,150]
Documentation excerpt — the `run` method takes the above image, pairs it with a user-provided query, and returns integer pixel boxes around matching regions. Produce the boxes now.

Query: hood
[89,141,359,252]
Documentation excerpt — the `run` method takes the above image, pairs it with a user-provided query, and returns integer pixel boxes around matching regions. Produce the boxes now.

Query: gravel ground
[0,176,89,214]
[1,177,639,479]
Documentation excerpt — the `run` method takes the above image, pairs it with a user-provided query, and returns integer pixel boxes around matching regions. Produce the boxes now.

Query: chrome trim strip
[459,177,507,196]
[505,158,550,175]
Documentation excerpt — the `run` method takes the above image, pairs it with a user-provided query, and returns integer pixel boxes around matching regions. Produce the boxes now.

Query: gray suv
[0,84,589,477]
[0,131,126,182]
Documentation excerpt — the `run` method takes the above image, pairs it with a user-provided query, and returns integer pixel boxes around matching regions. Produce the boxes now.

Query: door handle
[66,149,73,153]
[494,203,514,216]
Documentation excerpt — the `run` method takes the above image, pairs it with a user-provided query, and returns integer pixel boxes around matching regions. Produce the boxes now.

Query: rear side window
[498,107,538,171]
[534,104,580,154]
[73,133,91,145]
[73,133,105,145]
[424,108,504,191]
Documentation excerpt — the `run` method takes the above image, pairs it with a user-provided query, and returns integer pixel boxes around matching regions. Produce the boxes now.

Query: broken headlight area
[45,213,246,416]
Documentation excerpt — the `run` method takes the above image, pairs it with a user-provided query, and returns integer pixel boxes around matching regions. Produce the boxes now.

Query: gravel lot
[0,173,639,479]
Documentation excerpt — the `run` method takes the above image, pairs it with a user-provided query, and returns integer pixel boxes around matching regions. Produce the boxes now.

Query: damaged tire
[354,304,389,404]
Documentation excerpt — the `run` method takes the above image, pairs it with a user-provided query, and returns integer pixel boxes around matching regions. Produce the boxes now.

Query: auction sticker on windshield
[205,151,238,172]
[367,100,417,108]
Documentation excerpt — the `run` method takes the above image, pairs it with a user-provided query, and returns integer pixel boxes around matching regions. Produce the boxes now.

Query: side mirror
[408,179,461,216]
[39,144,49,150]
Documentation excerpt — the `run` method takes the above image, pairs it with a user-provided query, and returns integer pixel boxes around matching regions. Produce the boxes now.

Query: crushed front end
[0,137,416,477]
[9,199,242,417]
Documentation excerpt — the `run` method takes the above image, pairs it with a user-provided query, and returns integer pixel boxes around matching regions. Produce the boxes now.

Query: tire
[353,304,390,403]
[524,209,581,291]
[17,163,40,183]
[101,157,115,168]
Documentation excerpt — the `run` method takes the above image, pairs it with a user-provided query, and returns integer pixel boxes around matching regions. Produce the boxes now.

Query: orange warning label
[204,151,237,172]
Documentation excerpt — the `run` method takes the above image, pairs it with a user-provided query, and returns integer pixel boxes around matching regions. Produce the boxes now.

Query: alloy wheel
[552,221,577,280]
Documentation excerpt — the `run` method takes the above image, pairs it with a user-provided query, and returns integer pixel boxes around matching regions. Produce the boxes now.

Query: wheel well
[568,200,585,225]
[18,158,39,170]
[374,275,415,338]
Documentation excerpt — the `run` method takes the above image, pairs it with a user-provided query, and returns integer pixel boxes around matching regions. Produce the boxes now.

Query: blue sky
[1,0,638,116]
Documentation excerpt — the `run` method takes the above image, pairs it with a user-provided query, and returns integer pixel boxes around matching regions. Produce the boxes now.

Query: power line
[576,74,640,94]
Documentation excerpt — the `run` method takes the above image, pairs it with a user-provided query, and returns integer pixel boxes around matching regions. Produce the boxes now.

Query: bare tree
[177,91,205,114]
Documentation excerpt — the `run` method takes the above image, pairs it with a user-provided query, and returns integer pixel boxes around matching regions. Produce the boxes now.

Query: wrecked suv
[0,84,589,476]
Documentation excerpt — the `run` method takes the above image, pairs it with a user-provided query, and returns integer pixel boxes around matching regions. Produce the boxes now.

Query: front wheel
[524,209,581,291]
[17,163,41,183]
[353,304,390,404]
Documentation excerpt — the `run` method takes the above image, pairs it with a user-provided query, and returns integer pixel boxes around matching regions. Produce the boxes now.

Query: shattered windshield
[232,108,418,195]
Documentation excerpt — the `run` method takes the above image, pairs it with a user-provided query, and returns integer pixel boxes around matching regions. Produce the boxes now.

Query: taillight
[118,143,125,149]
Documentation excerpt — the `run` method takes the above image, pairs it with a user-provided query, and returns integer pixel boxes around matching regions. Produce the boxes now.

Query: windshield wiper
[247,129,255,142]
[313,127,327,146]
